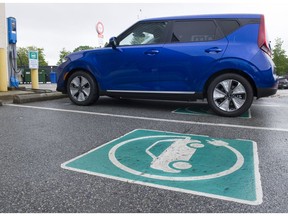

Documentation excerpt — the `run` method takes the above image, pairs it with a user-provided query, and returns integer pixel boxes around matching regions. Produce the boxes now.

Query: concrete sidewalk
[0,83,67,106]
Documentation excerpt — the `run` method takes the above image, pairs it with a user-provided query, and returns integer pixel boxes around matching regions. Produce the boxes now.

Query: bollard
[0,48,8,92]
[31,68,39,89]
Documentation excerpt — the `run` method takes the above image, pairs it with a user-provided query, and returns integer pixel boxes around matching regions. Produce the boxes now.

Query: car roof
[141,14,262,22]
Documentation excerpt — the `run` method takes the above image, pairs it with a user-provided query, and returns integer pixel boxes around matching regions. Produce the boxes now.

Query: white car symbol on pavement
[146,137,205,173]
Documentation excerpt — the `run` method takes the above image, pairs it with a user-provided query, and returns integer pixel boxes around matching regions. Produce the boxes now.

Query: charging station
[7,16,21,88]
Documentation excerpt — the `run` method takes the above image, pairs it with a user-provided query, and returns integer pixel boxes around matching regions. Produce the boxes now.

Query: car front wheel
[207,73,254,117]
[67,71,99,106]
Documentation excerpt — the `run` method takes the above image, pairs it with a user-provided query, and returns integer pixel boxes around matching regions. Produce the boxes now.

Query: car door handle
[205,47,223,53]
[144,49,160,56]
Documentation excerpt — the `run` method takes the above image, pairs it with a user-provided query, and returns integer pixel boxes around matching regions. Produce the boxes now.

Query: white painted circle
[108,135,244,181]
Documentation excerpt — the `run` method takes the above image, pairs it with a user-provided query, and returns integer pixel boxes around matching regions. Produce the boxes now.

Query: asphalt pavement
[0,88,288,213]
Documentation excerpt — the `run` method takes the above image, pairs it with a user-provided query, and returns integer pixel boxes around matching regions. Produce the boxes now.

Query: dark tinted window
[171,20,222,43]
[217,20,240,36]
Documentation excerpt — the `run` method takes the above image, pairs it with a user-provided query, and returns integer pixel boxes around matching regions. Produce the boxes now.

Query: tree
[272,38,288,76]
[56,46,95,66]
[17,47,29,67]
[17,46,48,67]
[57,48,71,66]
[73,45,95,52]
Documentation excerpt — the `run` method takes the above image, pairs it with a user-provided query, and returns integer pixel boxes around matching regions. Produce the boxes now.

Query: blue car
[56,14,278,117]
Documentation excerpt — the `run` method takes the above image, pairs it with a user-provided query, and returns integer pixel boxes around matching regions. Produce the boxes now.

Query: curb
[13,92,67,104]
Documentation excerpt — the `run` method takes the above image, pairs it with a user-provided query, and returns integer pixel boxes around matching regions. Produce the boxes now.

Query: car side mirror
[109,37,117,49]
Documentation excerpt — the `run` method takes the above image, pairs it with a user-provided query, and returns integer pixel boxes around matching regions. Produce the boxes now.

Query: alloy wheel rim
[213,79,246,112]
[70,76,91,102]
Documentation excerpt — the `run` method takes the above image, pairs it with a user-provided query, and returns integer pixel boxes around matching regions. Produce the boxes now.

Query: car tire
[67,71,99,106]
[207,73,254,117]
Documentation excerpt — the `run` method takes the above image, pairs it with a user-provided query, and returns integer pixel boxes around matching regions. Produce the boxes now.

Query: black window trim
[111,17,261,47]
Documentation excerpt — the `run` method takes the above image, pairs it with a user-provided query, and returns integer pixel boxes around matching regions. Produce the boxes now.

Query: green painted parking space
[61,129,262,205]
[173,106,251,118]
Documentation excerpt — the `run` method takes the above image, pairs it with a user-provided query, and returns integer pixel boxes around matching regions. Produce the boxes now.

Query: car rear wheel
[207,73,254,117]
[67,71,99,105]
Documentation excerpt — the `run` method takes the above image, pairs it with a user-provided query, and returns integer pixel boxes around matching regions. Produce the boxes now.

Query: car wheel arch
[65,68,102,92]
[203,69,257,98]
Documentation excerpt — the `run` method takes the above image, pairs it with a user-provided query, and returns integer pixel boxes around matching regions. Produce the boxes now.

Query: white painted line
[172,107,251,119]
[6,104,288,132]
[165,100,288,108]
[252,139,263,205]
[252,103,288,109]
[170,101,288,108]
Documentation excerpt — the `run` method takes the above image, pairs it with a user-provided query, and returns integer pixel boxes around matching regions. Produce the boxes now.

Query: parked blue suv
[57,14,278,117]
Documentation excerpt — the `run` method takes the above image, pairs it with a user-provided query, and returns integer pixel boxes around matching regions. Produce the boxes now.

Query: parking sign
[28,50,38,69]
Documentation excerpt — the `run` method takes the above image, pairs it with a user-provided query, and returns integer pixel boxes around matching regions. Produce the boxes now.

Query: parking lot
[1,90,288,213]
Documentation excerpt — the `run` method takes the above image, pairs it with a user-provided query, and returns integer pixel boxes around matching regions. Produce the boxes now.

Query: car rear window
[217,20,240,36]
[171,20,223,43]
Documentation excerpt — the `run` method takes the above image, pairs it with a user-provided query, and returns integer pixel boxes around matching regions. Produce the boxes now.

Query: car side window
[119,22,167,46]
[171,20,223,43]
[217,20,240,36]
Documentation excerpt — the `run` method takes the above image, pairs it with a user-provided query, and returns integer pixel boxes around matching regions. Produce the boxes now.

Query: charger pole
[0,3,8,92]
